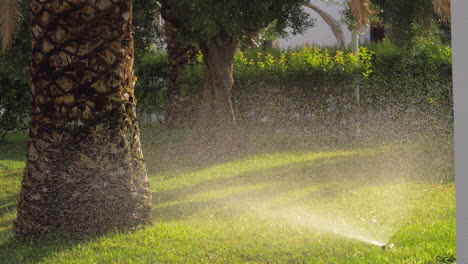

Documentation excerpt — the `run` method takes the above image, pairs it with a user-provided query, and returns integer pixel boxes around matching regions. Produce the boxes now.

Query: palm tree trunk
[14,0,152,239]
[165,25,196,126]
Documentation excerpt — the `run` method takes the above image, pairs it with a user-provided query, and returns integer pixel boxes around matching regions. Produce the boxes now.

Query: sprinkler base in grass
[381,243,394,251]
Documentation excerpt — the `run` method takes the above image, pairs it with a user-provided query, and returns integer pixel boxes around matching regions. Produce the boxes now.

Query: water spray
[368,240,393,251]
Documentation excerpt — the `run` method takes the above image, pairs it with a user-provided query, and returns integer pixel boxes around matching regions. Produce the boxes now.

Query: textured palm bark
[165,25,196,126]
[192,32,242,149]
[14,0,152,239]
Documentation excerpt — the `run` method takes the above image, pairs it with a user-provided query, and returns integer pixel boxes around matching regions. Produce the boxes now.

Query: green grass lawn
[0,126,455,264]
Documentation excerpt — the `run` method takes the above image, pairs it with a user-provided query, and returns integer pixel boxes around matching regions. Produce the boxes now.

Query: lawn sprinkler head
[381,243,394,251]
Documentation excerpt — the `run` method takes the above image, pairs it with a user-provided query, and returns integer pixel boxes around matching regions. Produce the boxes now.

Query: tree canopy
[342,0,451,46]
[155,0,316,149]
[159,0,314,45]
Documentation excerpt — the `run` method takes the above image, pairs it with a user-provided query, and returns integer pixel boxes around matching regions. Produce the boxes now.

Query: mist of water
[148,84,453,250]
[261,207,388,247]
[210,157,423,249]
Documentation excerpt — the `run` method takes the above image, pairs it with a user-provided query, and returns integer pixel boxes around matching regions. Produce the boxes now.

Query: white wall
[278,1,370,50]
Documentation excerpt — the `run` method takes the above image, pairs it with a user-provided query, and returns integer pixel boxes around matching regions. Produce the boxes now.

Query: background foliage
[134,39,452,130]
[0,4,453,139]
[0,8,29,142]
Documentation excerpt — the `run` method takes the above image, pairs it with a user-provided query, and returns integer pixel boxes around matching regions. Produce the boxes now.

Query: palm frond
[304,2,345,48]
[0,0,22,54]
[433,0,450,24]
[350,0,372,31]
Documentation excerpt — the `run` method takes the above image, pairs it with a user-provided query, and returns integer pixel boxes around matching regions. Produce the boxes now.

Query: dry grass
[350,0,373,31]
[433,0,451,24]
[0,0,22,54]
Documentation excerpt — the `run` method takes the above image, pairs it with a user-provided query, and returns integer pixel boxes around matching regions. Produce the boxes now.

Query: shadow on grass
[0,131,27,162]
[151,153,393,221]
[140,124,359,176]
[151,150,401,203]
[153,181,358,222]
[0,195,18,219]
[0,224,152,264]
[151,155,339,204]
[0,206,84,264]
[0,237,80,264]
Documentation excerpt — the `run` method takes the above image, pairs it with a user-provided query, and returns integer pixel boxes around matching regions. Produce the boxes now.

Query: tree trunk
[14,0,152,239]
[165,25,196,126]
[191,32,241,150]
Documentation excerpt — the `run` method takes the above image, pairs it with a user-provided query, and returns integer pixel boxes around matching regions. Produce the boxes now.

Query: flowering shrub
[231,45,373,79]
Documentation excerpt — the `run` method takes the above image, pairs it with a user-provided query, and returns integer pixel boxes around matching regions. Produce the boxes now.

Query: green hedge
[135,50,168,115]
[0,71,29,141]
[362,39,452,108]
[134,40,452,127]
[135,45,374,117]
[0,39,452,135]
